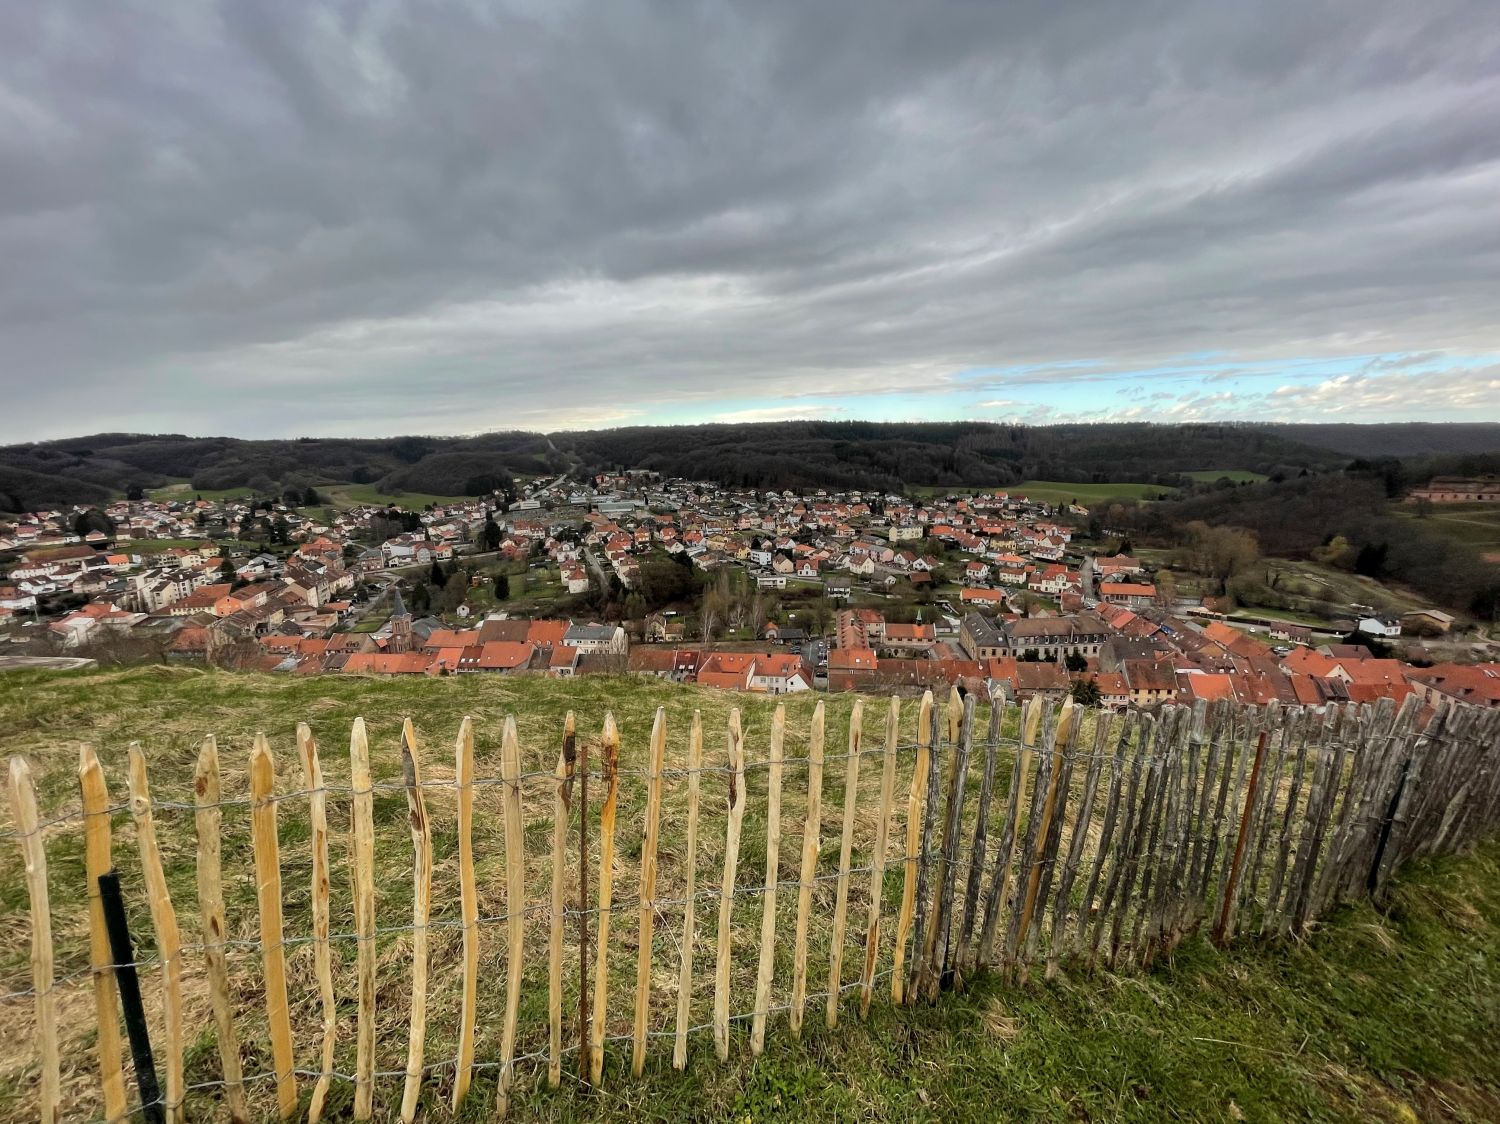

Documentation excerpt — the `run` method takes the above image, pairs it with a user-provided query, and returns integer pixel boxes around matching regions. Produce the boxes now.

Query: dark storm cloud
[2,0,1498,438]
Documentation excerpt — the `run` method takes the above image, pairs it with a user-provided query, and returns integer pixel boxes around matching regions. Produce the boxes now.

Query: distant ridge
[2,420,1496,512]
[1265,423,1500,458]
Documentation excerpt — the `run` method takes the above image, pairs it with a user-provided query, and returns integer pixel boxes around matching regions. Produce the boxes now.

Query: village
[1,470,1494,713]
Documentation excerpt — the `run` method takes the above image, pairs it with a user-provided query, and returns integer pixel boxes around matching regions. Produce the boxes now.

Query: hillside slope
[1,668,1497,1123]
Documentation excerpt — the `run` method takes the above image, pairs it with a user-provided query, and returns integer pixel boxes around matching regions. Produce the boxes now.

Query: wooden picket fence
[4,690,1499,1122]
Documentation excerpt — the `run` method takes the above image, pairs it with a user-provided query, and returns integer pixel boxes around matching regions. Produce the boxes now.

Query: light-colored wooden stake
[827,700,863,1028]
[499,716,528,1112]
[192,739,249,1124]
[127,743,185,1124]
[892,690,934,1004]
[399,720,432,1123]
[79,746,128,1123]
[673,711,704,1070]
[715,709,746,1061]
[9,757,58,1124]
[249,735,297,1120]
[589,715,620,1087]
[751,703,786,1054]
[453,715,480,1109]
[791,701,826,1037]
[860,697,900,1018]
[549,713,577,1088]
[633,708,668,1076]
[349,718,378,1120]
[295,725,335,1124]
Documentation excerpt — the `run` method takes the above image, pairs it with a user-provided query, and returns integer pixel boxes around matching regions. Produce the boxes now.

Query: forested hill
[1,420,1494,511]
[556,421,1340,492]
[0,432,565,512]
[1266,423,1500,458]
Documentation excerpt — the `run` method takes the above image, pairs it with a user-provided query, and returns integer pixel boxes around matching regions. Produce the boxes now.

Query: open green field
[465,565,567,616]
[910,481,1176,505]
[143,479,476,511]
[1011,480,1177,506]
[324,484,473,510]
[1181,469,1269,484]
[145,481,254,504]
[1391,504,1500,552]
[1,669,1498,1121]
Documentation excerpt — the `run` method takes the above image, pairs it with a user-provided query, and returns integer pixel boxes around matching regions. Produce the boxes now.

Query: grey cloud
[1,0,1499,439]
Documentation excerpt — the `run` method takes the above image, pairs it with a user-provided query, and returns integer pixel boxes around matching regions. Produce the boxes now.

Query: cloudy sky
[3,0,1499,441]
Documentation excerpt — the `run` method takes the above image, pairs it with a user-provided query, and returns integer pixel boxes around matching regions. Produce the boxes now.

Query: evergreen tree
[495,572,510,600]
[1070,677,1102,706]
[482,512,502,552]
[430,558,445,586]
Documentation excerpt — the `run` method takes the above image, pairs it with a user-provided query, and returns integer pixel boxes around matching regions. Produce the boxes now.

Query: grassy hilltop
[2,668,1498,1122]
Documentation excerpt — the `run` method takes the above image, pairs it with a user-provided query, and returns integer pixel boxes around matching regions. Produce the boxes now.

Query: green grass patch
[2,669,1498,1122]
[909,480,1177,504]
[145,480,256,503]
[1391,506,1500,550]
[325,483,473,509]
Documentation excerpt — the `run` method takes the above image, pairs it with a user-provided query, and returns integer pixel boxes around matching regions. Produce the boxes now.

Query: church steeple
[389,586,411,654]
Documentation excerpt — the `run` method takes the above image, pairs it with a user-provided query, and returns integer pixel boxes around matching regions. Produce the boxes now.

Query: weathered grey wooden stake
[957,700,1003,977]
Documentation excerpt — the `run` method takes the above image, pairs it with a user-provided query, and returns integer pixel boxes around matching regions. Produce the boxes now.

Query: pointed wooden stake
[295,725,335,1124]
[9,757,58,1124]
[453,716,480,1109]
[349,718,378,1120]
[752,703,786,1054]
[128,744,185,1124]
[549,713,577,1088]
[79,746,128,1123]
[399,720,432,1123]
[860,697,900,1019]
[893,690,934,1004]
[192,739,249,1124]
[633,708,668,1076]
[589,714,621,1086]
[791,701,826,1037]
[498,716,528,1113]
[673,711,704,1071]
[249,734,297,1120]
[715,709,746,1061]
[827,700,863,1028]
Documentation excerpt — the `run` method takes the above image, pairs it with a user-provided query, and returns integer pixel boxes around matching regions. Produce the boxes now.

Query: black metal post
[99,870,165,1124]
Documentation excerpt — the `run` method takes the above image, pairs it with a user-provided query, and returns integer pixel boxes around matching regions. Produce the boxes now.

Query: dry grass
[6,668,1489,1123]
[0,667,979,1122]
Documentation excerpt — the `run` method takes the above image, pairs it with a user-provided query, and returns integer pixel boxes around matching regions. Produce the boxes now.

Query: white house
[749,654,812,695]
[1357,616,1402,639]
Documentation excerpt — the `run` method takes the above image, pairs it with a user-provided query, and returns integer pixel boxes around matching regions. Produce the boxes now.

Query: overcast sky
[3,0,1499,441]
